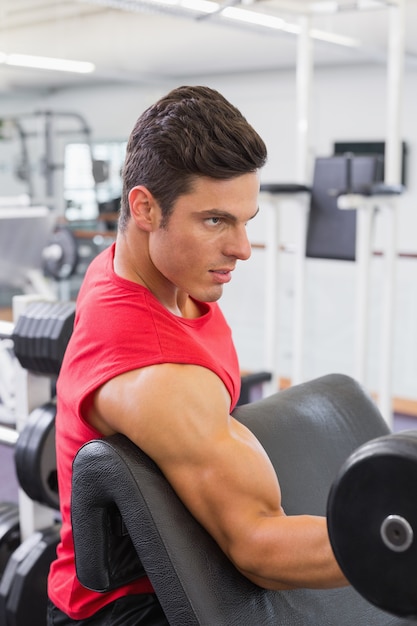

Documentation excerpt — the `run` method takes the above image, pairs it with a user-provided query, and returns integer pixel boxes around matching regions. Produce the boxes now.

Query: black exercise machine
[72,374,415,625]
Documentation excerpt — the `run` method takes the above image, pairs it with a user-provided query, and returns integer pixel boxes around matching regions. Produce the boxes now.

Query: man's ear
[128,186,159,231]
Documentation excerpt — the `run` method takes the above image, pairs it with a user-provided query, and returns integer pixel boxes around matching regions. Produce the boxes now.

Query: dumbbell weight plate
[0,503,20,578]
[42,227,78,281]
[327,430,417,618]
[14,402,59,510]
[0,524,60,626]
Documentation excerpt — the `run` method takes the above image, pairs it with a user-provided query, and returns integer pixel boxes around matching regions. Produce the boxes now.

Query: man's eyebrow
[198,207,260,222]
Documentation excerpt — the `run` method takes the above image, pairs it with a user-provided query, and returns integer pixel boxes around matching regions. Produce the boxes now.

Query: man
[47,85,347,625]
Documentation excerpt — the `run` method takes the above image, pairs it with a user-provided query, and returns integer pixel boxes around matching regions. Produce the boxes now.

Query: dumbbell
[0,298,75,509]
[327,430,417,618]
[0,299,75,625]
[0,403,58,585]
[0,402,58,512]
[0,524,61,626]
[0,403,60,626]
[0,402,60,626]
[10,299,75,376]
[0,503,20,581]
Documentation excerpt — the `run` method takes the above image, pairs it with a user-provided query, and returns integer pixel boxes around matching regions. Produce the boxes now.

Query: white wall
[1,62,416,404]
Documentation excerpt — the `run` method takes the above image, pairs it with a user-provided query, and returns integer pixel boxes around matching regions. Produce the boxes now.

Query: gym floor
[1,412,416,507]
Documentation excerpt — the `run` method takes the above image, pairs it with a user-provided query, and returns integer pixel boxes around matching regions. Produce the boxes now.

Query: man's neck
[113,232,203,319]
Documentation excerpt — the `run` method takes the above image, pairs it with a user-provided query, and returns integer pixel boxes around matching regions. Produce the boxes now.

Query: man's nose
[225,226,252,261]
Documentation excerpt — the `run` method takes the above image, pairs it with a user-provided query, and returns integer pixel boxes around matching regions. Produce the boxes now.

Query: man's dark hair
[119,85,267,231]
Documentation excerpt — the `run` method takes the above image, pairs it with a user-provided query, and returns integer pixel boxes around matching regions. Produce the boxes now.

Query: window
[64,141,127,221]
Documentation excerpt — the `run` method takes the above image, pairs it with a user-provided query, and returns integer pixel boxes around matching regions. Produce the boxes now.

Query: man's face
[148,173,260,303]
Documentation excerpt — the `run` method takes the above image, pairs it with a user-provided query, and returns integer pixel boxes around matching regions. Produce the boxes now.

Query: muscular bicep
[90,364,347,591]
[91,363,284,563]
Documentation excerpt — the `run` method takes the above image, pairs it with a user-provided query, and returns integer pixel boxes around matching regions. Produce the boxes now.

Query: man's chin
[194,286,224,304]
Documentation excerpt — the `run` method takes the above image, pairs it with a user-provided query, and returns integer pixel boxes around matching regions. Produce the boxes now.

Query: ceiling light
[0,53,95,74]
[147,0,217,10]
[80,0,361,48]
[311,0,391,13]
[172,0,217,11]
[84,0,218,14]
[221,5,360,46]
[311,29,361,46]
[222,7,287,30]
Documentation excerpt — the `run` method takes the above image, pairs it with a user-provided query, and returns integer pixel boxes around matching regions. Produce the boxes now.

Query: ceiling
[0,0,417,95]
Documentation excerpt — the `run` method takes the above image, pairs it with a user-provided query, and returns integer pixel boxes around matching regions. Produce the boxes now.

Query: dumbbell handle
[0,424,19,447]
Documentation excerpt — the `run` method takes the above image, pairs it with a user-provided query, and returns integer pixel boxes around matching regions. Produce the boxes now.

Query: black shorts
[47,594,169,626]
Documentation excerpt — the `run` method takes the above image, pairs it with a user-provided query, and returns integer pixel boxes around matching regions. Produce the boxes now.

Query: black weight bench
[71,374,414,625]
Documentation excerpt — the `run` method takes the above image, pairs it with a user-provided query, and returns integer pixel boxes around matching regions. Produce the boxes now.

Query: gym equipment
[334,140,408,186]
[12,299,75,376]
[305,154,385,261]
[335,159,403,425]
[0,200,79,299]
[71,373,413,625]
[0,330,15,424]
[0,296,68,626]
[0,524,61,626]
[0,414,59,625]
[238,371,272,405]
[0,304,64,509]
[327,430,417,618]
[0,503,20,580]
[0,203,55,297]
[0,297,74,436]
[260,154,385,392]
[259,183,310,395]
[0,402,58,513]
[261,151,404,425]
[14,402,58,510]
[42,227,79,281]
[258,0,405,424]
[5,111,107,215]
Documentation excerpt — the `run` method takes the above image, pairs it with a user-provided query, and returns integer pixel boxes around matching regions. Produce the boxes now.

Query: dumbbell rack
[0,294,75,626]
[13,296,57,538]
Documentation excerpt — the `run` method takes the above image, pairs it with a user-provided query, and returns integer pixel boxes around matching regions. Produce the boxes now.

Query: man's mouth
[209,269,233,284]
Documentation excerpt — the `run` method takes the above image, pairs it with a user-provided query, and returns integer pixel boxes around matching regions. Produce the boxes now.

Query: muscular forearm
[229,514,348,591]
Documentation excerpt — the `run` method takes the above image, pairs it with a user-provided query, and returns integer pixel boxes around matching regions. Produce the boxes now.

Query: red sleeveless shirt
[48,243,241,619]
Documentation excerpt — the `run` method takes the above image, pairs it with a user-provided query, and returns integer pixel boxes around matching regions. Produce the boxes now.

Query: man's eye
[207,217,222,225]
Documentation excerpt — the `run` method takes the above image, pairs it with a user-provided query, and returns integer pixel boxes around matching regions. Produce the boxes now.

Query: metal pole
[295,15,312,185]
[263,193,281,394]
[354,204,376,384]
[292,14,313,385]
[379,0,405,426]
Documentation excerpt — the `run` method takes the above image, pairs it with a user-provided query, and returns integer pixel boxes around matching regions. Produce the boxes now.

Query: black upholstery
[305,155,379,261]
[71,374,414,625]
